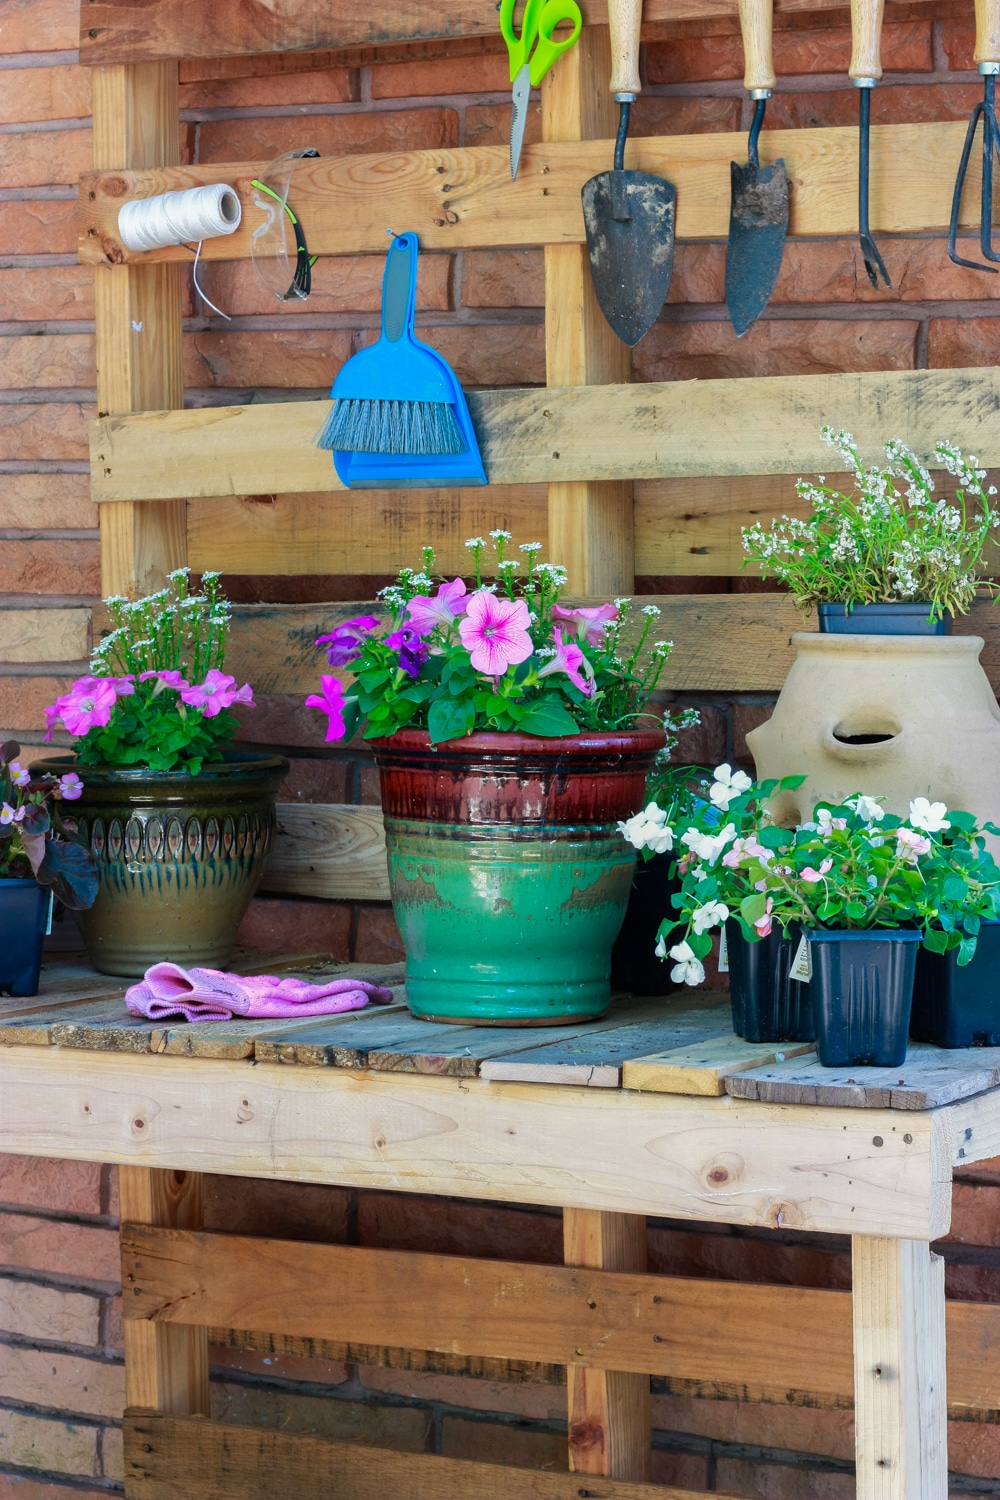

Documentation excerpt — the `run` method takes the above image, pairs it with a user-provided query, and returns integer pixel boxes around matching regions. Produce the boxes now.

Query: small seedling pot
[726,920,814,1044]
[817,602,950,635]
[0,878,51,996]
[806,927,921,1067]
[910,919,1000,1048]
[611,853,682,997]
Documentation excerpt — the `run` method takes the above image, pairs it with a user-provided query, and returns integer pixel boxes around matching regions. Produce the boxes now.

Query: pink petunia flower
[105,676,135,697]
[406,579,467,636]
[801,858,834,883]
[180,670,254,719]
[316,615,380,668]
[58,771,84,801]
[536,627,596,698]
[305,675,347,742]
[551,602,619,647]
[139,670,189,691]
[458,590,533,676]
[48,677,119,739]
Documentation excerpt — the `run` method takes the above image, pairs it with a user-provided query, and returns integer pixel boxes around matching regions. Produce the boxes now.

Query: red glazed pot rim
[369,727,667,757]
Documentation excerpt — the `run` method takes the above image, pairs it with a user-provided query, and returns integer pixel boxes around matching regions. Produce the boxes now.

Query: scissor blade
[510,65,530,180]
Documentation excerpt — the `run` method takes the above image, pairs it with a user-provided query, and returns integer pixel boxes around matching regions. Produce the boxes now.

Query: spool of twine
[118,184,242,252]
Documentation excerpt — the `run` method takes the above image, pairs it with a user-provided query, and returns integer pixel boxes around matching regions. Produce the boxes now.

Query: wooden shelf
[80,121,979,266]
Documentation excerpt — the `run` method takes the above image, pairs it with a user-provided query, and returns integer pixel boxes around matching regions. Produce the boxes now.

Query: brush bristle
[316,399,467,455]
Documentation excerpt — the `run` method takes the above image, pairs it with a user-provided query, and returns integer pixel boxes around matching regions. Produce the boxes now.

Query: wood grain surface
[727,1042,1000,1109]
[261,803,390,902]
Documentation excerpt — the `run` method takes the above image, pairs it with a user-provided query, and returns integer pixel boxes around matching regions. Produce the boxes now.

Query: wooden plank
[123,1411,702,1500]
[852,1237,947,1500]
[82,0,943,68]
[119,1168,209,1416]
[563,1211,650,1481]
[0,1046,949,1237]
[78,122,984,266]
[623,1036,817,1097]
[89,368,1000,503]
[480,997,734,1087]
[260,803,389,902]
[92,63,187,598]
[726,1042,1000,1110]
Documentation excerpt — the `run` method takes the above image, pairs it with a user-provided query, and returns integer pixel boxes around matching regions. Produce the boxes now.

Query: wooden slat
[78,122,983,266]
[123,1412,701,1500]
[89,368,1000,503]
[260,803,389,902]
[82,0,943,68]
[119,1225,1000,1412]
[623,1036,816,1097]
[726,1042,1000,1110]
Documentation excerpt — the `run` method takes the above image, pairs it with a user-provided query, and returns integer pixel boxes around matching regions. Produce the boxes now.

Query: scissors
[501,0,583,180]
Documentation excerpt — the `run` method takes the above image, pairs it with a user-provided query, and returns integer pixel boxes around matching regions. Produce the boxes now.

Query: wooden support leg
[852,1236,948,1500]
[563,1209,650,1480]
[120,1168,210,1414]
[543,27,634,597]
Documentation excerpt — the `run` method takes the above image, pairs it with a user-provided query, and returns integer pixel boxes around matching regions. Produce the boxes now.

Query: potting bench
[2,956,1000,1499]
[35,1,1000,1496]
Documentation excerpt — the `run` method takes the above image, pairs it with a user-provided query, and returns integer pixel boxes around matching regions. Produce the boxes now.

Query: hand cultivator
[948,0,1000,271]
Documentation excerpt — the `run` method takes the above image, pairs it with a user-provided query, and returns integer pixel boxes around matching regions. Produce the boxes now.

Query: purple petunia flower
[385,624,429,680]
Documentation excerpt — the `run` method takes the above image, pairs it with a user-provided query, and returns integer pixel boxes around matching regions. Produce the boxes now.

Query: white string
[118,184,241,252]
[191,240,231,322]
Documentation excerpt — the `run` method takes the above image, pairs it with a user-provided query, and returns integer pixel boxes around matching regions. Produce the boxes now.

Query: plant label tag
[45,891,54,936]
[718,926,729,974]
[790,934,812,983]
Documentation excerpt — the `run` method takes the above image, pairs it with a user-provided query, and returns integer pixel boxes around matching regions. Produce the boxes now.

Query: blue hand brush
[316,231,486,489]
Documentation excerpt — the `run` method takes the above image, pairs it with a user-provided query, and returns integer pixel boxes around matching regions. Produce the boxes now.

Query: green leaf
[949,809,977,832]
[518,701,580,737]
[844,900,867,919]
[687,930,712,960]
[957,936,978,967]
[427,696,475,745]
[739,893,767,924]
[922,926,949,953]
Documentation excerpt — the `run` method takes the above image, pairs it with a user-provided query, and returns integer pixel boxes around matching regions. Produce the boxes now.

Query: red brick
[946,1419,1000,1479]
[237,890,348,956]
[106,1293,123,1355]
[357,1191,562,1263]
[650,1449,711,1489]
[0,404,92,463]
[648,1224,850,1288]
[732,702,777,766]
[646,21,930,84]
[635,320,918,383]
[0,200,78,256]
[201,253,452,319]
[466,100,542,149]
[0,335,93,390]
[631,95,740,136]
[0,1479,109,1500]
[955,1154,1000,1185]
[0,538,100,595]
[0,1276,101,1346]
[0,475,96,530]
[361,1364,567,1420]
[462,249,544,309]
[765,82,981,130]
[0,0,79,52]
[353,904,405,963]
[198,109,459,164]
[928,316,1000,370]
[0,129,93,190]
[99,1424,122,1480]
[0,1214,119,1283]
[213,1381,431,1450]
[0,1345,124,1420]
[359,764,382,805]
[277,757,350,804]
[371,51,510,98]
[944,1182,1000,1245]
[669,705,727,768]
[0,1410,99,1478]
[0,1156,102,1215]
[180,67,357,110]
[235,692,334,749]
[714,1456,854,1499]
[0,678,75,736]
[652,1392,855,1462]
[204,1174,353,1241]
[209,1343,351,1384]
[441,1416,566,1470]
[943,1261,1000,1301]
[0,65,91,126]
[0,266,95,322]
[184,330,354,391]
[940,17,976,71]
[429,324,545,388]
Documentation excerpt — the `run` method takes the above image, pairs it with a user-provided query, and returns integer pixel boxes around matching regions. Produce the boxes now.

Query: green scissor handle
[500,0,583,86]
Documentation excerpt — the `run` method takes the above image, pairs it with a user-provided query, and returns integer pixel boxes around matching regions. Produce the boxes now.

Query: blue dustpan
[317,232,486,489]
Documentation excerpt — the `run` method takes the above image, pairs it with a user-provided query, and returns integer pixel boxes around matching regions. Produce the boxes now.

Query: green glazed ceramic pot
[33,751,288,977]
[371,728,665,1026]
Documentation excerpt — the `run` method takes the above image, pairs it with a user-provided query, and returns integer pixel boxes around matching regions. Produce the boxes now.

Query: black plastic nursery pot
[726,920,814,1044]
[910,920,1000,1048]
[0,878,50,996]
[817,602,951,636]
[806,928,921,1067]
[610,853,683,996]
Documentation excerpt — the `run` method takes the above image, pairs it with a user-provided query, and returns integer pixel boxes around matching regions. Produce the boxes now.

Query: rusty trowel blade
[582,169,676,348]
[725,156,789,338]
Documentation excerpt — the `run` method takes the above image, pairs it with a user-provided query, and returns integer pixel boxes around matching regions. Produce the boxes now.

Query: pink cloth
[125,961,395,1023]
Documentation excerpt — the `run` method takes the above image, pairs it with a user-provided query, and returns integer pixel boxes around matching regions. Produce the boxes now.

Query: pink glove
[125,961,395,1023]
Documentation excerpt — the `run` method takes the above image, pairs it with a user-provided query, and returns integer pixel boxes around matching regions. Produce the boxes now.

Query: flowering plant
[44,571,254,775]
[741,427,1000,620]
[0,741,97,909]
[652,774,1000,985]
[307,533,676,745]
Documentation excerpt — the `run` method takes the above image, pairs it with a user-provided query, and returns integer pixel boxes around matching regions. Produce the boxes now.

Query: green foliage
[0,742,97,910]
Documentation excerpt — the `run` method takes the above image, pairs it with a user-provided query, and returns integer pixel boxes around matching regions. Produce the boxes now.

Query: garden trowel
[726,0,789,337]
[581,0,676,347]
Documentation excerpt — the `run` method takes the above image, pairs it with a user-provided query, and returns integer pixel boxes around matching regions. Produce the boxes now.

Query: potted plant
[741,427,999,633]
[662,789,1000,1067]
[306,533,670,1025]
[35,570,287,977]
[0,743,98,995]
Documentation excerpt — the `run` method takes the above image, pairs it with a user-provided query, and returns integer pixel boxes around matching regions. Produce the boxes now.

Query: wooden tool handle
[738,0,776,94]
[975,0,1000,67]
[608,0,642,97]
[849,0,885,81]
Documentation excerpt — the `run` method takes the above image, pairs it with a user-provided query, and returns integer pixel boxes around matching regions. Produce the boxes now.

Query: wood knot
[568,1419,605,1455]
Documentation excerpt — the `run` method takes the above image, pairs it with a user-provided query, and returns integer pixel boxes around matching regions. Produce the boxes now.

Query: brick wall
[3,0,1000,1493]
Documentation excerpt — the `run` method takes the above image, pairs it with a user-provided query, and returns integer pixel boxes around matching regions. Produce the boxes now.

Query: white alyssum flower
[669,941,706,987]
[847,794,885,824]
[681,822,738,865]
[691,900,730,935]
[909,797,950,833]
[709,763,752,810]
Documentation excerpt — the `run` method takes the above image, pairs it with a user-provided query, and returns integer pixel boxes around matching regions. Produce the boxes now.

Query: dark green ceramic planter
[372,728,665,1026]
[33,751,288,977]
